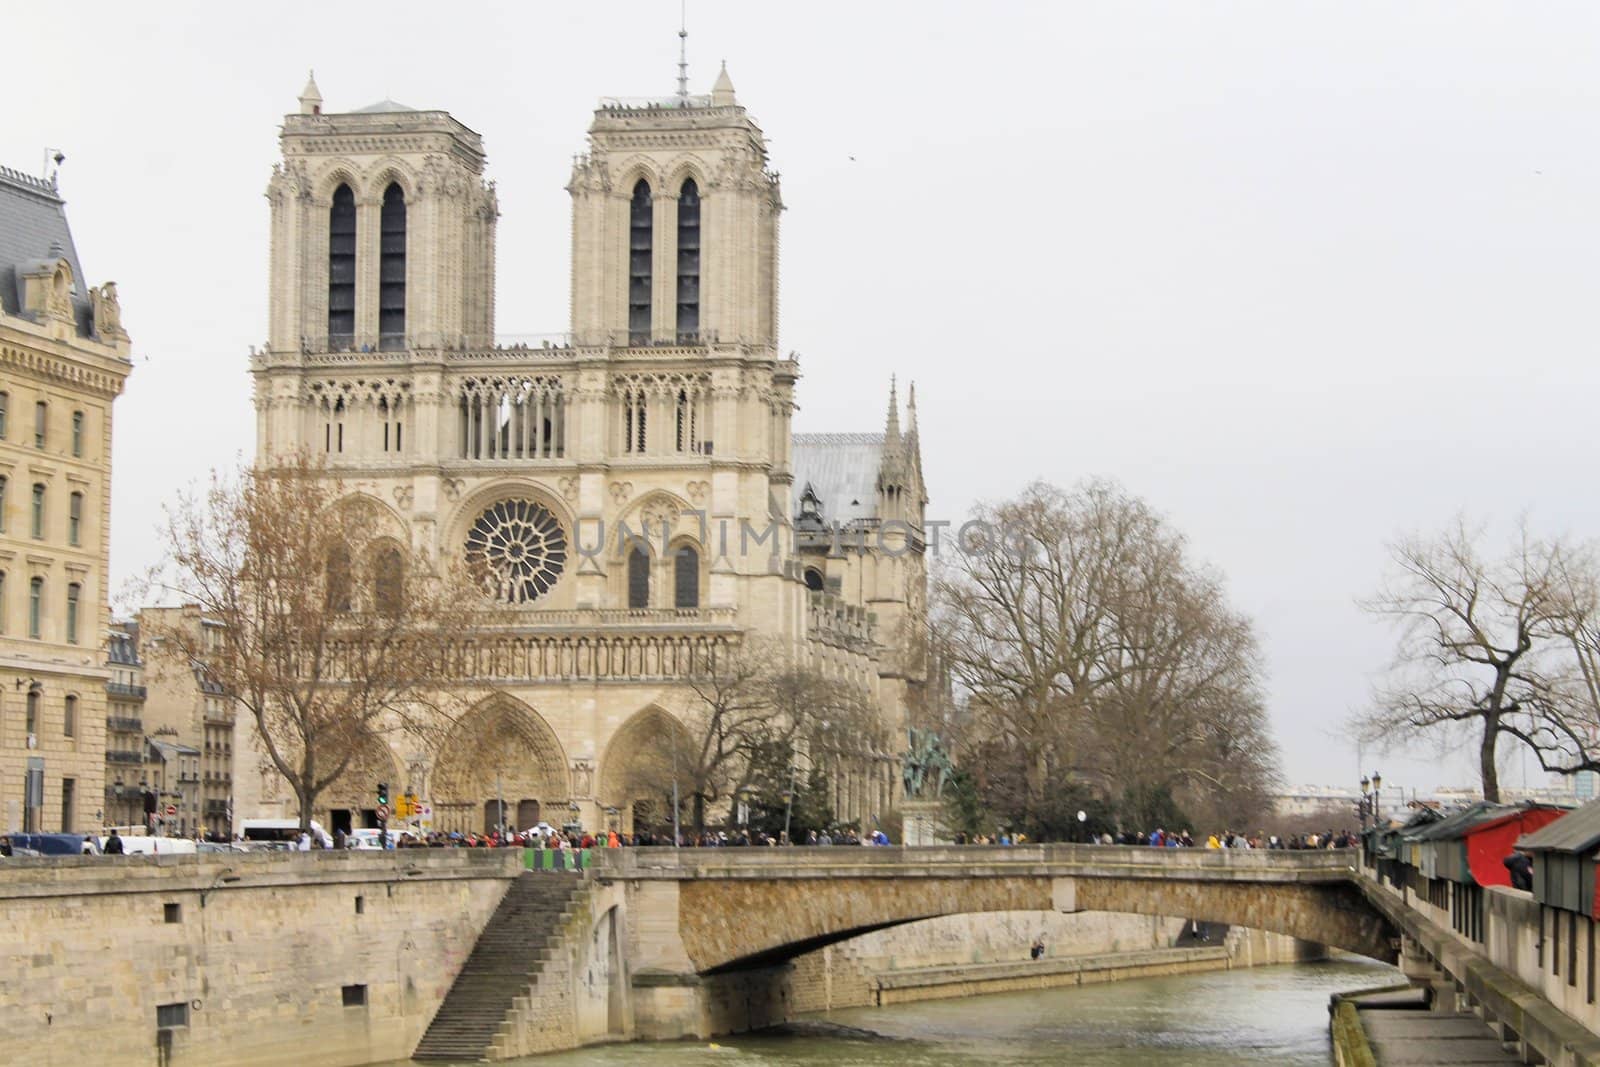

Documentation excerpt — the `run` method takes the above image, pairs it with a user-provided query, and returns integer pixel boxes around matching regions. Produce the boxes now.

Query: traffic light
[377,782,389,806]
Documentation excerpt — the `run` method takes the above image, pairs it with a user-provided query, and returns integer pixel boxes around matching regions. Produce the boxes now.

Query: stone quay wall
[788,910,1324,1011]
[0,850,521,1067]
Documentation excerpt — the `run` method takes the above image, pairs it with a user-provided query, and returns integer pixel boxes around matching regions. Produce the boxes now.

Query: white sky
[7,1,1599,793]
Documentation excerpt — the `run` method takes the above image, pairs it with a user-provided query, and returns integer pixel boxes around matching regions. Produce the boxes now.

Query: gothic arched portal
[432,695,569,833]
[598,706,693,834]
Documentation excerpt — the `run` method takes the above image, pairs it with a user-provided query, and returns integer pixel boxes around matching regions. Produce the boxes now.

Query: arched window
[68,492,82,546]
[674,546,700,609]
[71,410,84,457]
[34,401,46,449]
[628,179,652,344]
[65,583,80,644]
[0,475,7,533]
[25,685,40,734]
[28,577,43,638]
[379,183,406,350]
[804,567,825,592]
[676,178,700,342]
[627,545,651,609]
[328,183,357,344]
[30,483,44,539]
[64,694,77,738]
[622,386,647,454]
[372,546,404,616]
[0,390,8,438]
[326,544,353,612]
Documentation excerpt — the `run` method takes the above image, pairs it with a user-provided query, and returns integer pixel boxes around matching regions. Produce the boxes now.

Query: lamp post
[1357,771,1384,831]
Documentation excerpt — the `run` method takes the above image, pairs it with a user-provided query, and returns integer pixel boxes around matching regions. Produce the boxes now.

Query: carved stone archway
[599,706,693,834]
[317,733,404,833]
[433,695,568,833]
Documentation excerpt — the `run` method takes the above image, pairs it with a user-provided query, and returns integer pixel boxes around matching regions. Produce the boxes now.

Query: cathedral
[246,65,928,835]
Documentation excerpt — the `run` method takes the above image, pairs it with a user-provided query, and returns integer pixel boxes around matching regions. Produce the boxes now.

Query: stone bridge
[587,844,1395,1040]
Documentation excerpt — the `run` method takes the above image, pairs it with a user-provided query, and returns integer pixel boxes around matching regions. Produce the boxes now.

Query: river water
[466,958,1398,1067]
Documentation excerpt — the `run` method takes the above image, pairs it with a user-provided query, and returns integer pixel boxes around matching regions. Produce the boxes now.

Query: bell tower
[264,75,498,357]
[567,63,782,348]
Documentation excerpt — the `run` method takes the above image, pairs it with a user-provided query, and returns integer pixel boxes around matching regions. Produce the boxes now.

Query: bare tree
[143,456,474,831]
[933,479,1277,837]
[1358,519,1579,802]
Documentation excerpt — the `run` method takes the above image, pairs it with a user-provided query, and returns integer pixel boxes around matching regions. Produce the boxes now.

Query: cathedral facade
[246,69,927,835]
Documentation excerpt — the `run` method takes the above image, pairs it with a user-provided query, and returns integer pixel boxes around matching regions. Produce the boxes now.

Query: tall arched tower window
[627,546,650,609]
[328,184,357,345]
[673,546,700,609]
[676,178,700,342]
[379,183,407,350]
[628,180,653,345]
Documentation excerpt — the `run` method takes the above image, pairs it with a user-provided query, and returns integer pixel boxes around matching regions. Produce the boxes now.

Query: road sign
[377,803,389,820]
[165,804,176,816]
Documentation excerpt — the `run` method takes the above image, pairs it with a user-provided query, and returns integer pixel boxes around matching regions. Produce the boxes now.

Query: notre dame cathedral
[245,65,928,835]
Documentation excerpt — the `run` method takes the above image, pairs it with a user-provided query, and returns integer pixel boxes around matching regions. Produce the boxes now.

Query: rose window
[464,499,567,604]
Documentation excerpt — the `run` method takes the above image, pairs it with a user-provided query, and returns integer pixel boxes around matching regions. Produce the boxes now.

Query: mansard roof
[792,433,885,526]
[0,163,93,336]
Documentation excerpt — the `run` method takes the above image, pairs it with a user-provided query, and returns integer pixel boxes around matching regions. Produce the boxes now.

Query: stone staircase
[413,871,587,1062]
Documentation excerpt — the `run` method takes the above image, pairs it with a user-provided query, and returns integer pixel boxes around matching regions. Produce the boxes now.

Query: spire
[884,375,902,448]
[906,381,918,436]
[299,70,323,115]
[711,61,736,106]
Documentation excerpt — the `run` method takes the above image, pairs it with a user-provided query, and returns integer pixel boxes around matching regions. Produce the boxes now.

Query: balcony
[250,329,767,369]
[107,751,145,765]
[106,682,146,700]
[106,716,143,733]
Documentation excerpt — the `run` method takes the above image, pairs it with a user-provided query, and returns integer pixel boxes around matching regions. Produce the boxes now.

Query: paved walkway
[1361,1009,1518,1065]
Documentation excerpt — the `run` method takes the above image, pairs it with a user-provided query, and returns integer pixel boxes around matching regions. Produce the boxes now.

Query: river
[444,957,1398,1066]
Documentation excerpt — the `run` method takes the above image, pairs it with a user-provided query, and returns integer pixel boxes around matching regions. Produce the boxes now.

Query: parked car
[4,833,101,856]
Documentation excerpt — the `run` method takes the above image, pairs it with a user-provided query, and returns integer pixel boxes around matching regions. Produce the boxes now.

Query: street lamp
[1357,772,1383,830]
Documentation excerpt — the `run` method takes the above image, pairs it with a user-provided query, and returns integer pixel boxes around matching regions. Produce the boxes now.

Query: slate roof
[0,164,92,336]
[1519,798,1600,854]
[791,433,884,525]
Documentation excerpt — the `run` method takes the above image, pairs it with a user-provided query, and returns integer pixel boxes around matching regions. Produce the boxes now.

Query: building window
[28,577,42,638]
[379,183,406,349]
[676,178,700,341]
[628,179,652,344]
[0,475,7,533]
[64,694,77,737]
[156,1003,190,1029]
[341,984,368,1008]
[69,492,82,546]
[25,686,39,733]
[804,567,825,592]
[61,778,74,832]
[0,390,7,438]
[621,387,647,454]
[673,388,703,453]
[328,183,357,344]
[71,411,84,457]
[66,584,80,644]
[326,545,352,612]
[627,546,650,609]
[0,571,6,632]
[164,902,182,924]
[674,545,699,609]
[34,401,46,449]
[372,546,404,616]
[30,483,44,538]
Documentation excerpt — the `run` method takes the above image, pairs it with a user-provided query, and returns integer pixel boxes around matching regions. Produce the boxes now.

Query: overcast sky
[8,1,1599,793]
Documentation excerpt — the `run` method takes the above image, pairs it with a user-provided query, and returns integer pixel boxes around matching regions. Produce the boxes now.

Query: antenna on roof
[677,0,690,101]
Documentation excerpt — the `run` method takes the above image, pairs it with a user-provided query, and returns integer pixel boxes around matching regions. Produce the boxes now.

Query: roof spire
[711,60,736,106]
[884,375,902,446]
[299,70,323,115]
[677,1,690,101]
[907,380,918,434]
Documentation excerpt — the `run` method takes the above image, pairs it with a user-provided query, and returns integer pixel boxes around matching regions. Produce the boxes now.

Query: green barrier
[519,847,591,871]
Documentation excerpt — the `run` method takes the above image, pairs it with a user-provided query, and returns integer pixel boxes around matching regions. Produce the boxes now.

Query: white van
[102,835,197,855]
[240,818,334,849]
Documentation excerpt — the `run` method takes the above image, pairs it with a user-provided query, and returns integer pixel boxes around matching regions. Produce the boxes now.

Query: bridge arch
[603,848,1399,974]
